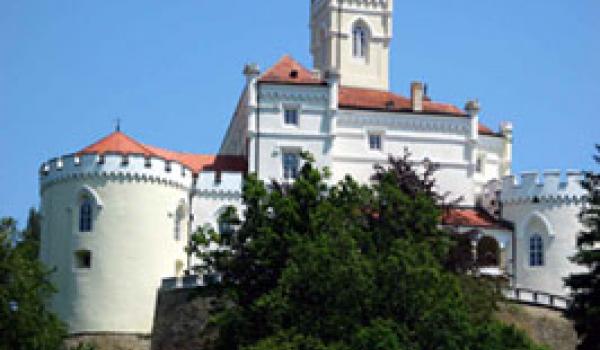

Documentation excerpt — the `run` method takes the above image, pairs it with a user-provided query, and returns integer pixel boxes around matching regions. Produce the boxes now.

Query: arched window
[477,236,500,267]
[529,234,544,267]
[174,202,186,241]
[79,198,93,232]
[352,23,368,59]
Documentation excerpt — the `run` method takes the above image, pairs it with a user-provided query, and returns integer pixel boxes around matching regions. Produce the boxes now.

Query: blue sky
[1,0,598,225]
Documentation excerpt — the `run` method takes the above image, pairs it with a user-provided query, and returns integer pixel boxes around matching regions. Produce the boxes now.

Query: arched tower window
[79,197,93,232]
[529,234,544,267]
[174,202,186,242]
[352,23,368,59]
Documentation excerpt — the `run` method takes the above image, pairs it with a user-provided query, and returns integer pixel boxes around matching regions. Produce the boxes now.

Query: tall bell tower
[310,0,393,91]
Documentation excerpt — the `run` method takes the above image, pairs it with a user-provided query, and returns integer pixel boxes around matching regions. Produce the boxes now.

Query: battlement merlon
[311,0,392,10]
[195,171,243,195]
[483,170,586,204]
[39,154,195,191]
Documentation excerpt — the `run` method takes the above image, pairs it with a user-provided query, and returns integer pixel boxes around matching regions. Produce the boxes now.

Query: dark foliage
[190,152,545,350]
[565,145,600,350]
[0,216,66,350]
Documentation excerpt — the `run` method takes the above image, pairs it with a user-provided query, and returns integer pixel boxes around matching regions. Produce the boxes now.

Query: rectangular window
[283,153,299,180]
[476,155,484,173]
[284,108,299,126]
[529,235,544,267]
[368,134,382,151]
[74,250,92,269]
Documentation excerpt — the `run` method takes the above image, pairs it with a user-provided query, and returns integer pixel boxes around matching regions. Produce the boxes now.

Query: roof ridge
[78,131,157,156]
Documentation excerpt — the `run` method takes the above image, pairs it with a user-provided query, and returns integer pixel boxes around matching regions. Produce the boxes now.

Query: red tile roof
[259,55,325,85]
[258,55,499,135]
[442,208,510,230]
[338,86,466,116]
[478,124,499,136]
[78,131,247,174]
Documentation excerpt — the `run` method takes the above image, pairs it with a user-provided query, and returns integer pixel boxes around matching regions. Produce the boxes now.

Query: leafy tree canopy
[0,213,66,350]
[191,152,545,350]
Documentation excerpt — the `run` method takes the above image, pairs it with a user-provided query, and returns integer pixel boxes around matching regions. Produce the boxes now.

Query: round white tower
[485,170,587,296]
[39,132,192,335]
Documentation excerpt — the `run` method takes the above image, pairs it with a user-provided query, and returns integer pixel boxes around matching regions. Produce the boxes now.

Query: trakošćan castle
[38,0,586,341]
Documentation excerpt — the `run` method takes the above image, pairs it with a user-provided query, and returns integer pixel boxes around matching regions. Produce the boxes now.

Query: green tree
[0,217,66,350]
[192,153,545,350]
[20,208,41,260]
[565,145,600,350]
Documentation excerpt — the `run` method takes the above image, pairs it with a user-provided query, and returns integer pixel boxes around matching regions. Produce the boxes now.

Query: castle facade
[39,0,586,338]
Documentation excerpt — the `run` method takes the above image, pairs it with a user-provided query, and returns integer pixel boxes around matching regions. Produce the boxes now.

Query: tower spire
[310,0,393,90]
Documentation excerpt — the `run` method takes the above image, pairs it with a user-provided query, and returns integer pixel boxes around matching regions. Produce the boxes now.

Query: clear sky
[1,0,598,225]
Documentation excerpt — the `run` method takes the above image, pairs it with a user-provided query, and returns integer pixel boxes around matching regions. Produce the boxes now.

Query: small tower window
[529,234,544,267]
[74,250,92,269]
[352,24,368,59]
[79,198,93,232]
[175,203,186,241]
[476,156,484,173]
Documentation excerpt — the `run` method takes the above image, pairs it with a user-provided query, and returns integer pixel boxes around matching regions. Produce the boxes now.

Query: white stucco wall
[253,83,333,181]
[219,88,250,156]
[474,134,509,194]
[40,155,191,334]
[332,110,478,204]
[496,171,586,296]
[192,171,244,232]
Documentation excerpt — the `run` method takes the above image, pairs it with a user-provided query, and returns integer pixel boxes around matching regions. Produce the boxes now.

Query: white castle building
[39,0,586,339]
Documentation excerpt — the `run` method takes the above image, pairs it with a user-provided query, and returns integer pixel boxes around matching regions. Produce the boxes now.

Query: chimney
[411,82,424,112]
[325,69,340,111]
[311,69,322,80]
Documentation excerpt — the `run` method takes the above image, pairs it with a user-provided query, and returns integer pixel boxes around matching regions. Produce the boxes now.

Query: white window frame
[368,133,383,151]
[352,23,369,60]
[476,154,486,174]
[282,151,301,181]
[79,197,93,233]
[283,106,300,127]
[74,250,92,270]
[529,234,544,267]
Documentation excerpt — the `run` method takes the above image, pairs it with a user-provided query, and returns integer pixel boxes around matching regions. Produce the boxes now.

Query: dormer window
[352,24,368,59]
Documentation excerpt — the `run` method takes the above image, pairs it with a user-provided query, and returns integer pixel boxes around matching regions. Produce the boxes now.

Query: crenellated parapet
[39,153,195,192]
[482,170,586,208]
[194,171,243,197]
[311,0,392,11]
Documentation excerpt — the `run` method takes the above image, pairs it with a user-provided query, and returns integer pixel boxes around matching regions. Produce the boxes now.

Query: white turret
[484,170,587,296]
[39,133,194,335]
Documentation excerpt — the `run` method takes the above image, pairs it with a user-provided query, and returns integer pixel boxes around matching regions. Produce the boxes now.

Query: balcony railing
[502,287,571,311]
[160,273,221,290]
